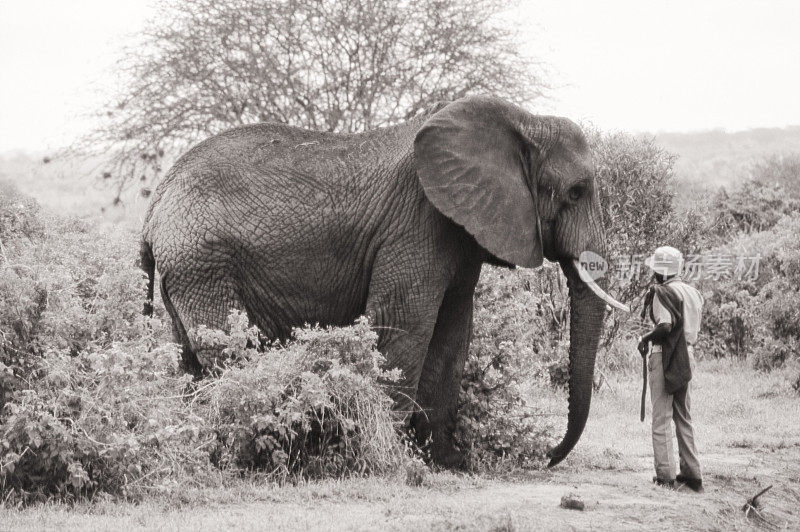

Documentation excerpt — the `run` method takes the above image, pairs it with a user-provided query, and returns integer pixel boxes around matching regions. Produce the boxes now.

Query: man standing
[637,246,704,493]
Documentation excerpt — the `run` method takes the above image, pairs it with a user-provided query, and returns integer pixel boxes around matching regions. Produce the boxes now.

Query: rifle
[639,286,653,422]
[640,343,649,422]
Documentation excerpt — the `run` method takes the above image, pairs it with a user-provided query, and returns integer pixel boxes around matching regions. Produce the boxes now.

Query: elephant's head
[414,96,628,467]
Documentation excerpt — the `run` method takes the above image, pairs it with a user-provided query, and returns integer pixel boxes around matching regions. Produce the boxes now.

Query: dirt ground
[2,359,798,531]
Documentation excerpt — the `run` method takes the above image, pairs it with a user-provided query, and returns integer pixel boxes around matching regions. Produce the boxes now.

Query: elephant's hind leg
[160,269,242,374]
[364,266,445,417]
[160,275,203,377]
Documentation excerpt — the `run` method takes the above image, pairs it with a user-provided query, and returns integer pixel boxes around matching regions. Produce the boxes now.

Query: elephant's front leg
[413,282,477,468]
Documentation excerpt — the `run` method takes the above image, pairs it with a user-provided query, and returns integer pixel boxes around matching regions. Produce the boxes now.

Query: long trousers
[648,345,702,481]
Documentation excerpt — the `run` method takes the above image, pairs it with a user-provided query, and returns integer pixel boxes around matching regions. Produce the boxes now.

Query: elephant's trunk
[547,259,608,467]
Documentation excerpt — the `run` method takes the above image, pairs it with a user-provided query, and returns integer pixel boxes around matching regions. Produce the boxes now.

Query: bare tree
[80,0,546,187]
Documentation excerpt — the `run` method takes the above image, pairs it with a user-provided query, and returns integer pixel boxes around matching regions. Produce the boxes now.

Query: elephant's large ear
[413,96,543,268]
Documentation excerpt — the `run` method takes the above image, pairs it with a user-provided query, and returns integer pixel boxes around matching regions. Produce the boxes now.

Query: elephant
[139,95,628,468]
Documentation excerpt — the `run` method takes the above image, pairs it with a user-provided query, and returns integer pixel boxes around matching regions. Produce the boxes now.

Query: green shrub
[193,314,409,480]
[456,265,561,470]
[1,311,414,502]
[750,152,800,198]
[748,336,798,372]
[591,130,709,260]
[0,209,154,411]
[588,130,710,359]
[0,197,202,500]
[711,180,800,235]
[0,180,45,245]
[1,340,200,501]
[697,215,800,371]
[699,282,758,358]
[707,153,800,236]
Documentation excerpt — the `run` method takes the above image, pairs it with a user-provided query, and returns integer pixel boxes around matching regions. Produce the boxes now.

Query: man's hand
[639,323,671,356]
[637,336,649,357]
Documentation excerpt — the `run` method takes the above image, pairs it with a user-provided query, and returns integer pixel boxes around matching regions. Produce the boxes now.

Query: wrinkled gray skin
[140,96,607,468]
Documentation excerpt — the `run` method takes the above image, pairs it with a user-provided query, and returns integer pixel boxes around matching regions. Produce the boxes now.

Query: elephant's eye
[568,184,586,201]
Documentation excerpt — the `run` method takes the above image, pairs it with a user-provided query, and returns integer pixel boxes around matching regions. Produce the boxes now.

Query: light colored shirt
[652,278,704,345]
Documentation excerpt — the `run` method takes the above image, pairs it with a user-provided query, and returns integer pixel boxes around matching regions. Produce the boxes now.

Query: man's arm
[637,293,673,356]
[637,323,672,355]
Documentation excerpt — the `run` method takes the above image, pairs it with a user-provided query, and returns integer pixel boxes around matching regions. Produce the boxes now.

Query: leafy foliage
[586,131,708,355]
[0,180,44,245]
[1,341,197,501]
[1,309,413,502]
[193,314,409,479]
[455,265,562,469]
[0,207,150,412]
[750,152,800,198]
[697,215,800,372]
[711,180,800,236]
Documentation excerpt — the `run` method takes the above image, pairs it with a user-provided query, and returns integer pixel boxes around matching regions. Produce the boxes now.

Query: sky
[1,0,799,152]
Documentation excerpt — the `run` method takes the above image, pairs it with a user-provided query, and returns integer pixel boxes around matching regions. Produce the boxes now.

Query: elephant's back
[147,119,417,205]
[165,120,416,179]
[142,120,419,275]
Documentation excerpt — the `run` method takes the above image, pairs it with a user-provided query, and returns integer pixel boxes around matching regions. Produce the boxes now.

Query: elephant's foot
[178,344,205,379]
[408,412,467,469]
[428,425,467,470]
[430,443,467,470]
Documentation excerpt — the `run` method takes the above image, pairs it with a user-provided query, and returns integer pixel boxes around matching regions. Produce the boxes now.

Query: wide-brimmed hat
[644,246,684,277]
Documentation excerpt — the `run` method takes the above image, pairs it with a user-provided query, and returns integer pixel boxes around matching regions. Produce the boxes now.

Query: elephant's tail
[139,240,155,316]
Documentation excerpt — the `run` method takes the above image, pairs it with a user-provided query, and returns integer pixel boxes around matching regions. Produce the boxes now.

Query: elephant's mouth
[571,260,629,312]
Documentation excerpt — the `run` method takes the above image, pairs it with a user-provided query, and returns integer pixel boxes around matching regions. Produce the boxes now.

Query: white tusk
[572,260,630,312]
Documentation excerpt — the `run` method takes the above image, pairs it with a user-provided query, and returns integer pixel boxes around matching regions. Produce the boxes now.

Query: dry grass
[3,359,798,530]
